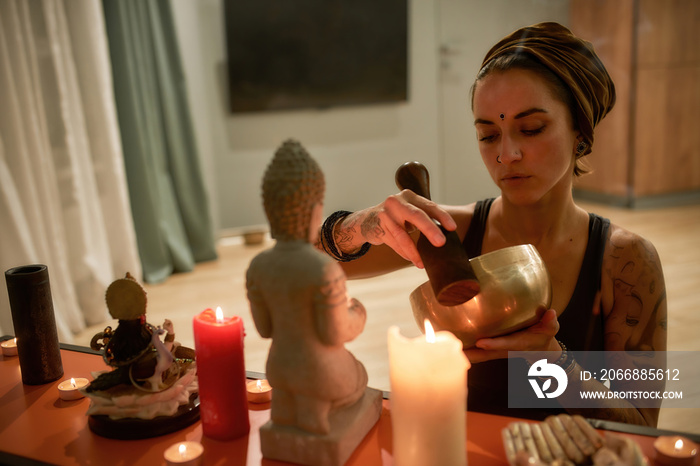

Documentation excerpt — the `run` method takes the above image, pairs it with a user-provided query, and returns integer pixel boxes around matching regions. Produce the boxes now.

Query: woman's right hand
[338,190,457,268]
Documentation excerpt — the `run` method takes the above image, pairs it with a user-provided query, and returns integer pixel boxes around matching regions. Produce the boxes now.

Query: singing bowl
[409,244,552,348]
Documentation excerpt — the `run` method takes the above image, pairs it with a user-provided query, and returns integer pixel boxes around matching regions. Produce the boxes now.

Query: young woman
[317,23,666,427]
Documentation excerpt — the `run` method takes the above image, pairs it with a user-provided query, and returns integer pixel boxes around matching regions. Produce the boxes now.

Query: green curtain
[102,0,216,283]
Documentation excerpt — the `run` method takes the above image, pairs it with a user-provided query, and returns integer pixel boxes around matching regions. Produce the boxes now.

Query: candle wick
[70,378,76,388]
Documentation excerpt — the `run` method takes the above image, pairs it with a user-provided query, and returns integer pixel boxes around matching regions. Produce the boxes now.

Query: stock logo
[528,359,568,399]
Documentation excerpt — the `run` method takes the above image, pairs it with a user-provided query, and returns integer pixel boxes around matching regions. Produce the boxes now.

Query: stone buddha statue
[246,139,381,465]
[247,139,368,432]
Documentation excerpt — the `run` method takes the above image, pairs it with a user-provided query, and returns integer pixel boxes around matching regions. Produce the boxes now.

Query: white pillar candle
[388,321,470,466]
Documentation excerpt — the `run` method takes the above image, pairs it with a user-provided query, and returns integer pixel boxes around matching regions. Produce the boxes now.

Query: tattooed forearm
[360,211,385,240]
[335,216,361,252]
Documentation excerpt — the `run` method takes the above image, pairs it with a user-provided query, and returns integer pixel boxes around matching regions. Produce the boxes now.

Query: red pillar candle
[193,307,250,440]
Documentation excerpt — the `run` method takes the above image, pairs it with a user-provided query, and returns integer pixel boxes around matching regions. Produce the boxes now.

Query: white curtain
[0,0,141,342]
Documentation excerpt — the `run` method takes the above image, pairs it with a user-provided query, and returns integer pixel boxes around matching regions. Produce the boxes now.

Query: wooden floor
[74,201,700,433]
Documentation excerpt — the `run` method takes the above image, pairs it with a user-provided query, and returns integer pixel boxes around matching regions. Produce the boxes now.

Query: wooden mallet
[395,161,479,306]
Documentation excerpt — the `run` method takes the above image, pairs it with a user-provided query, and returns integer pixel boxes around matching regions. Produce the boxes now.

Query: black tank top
[463,198,610,419]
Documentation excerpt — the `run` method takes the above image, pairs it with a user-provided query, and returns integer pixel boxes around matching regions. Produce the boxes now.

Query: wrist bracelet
[321,211,371,262]
[555,340,577,375]
[531,340,577,382]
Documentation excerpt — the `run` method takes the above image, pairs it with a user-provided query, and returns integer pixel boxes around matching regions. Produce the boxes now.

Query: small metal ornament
[576,141,588,154]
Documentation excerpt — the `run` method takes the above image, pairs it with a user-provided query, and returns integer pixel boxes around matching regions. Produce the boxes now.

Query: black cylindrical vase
[5,265,63,385]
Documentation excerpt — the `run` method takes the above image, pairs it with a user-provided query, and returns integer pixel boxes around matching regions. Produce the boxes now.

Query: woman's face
[472,68,580,206]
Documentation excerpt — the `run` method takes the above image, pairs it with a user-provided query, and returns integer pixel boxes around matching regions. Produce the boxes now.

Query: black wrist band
[321,211,371,262]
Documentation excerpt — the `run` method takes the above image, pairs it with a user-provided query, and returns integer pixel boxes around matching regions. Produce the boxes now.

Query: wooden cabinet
[570,0,700,206]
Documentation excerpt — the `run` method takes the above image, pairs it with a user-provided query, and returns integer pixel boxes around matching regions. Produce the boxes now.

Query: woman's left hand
[464,309,561,363]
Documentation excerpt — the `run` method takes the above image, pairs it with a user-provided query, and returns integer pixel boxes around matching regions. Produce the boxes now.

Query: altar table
[0,339,691,465]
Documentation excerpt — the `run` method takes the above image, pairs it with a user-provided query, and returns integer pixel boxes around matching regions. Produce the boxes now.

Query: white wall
[436,0,570,206]
[172,0,441,233]
[171,0,569,233]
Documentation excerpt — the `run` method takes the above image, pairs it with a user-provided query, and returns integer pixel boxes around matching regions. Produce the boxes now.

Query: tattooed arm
[602,226,667,355]
[314,190,460,278]
[561,225,668,426]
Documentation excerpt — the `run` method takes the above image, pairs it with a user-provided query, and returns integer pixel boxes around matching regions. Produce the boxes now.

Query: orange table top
[0,342,675,465]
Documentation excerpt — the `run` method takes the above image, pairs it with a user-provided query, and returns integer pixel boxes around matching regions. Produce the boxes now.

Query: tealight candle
[1,338,18,357]
[654,435,698,466]
[57,377,89,401]
[164,441,203,466]
[246,379,272,403]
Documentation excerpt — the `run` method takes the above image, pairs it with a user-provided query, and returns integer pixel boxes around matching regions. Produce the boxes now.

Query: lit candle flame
[256,379,262,391]
[179,443,186,457]
[13,338,17,344]
[70,378,76,388]
[215,306,224,323]
[675,438,684,451]
[424,319,436,343]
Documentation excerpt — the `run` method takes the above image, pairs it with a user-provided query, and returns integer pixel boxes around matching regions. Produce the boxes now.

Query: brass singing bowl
[409,244,552,348]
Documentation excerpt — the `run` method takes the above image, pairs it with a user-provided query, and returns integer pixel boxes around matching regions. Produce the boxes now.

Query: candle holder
[1,338,18,357]
[5,265,63,385]
[164,441,203,466]
[246,379,272,403]
[58,378,89,401]
[654,435,698,466]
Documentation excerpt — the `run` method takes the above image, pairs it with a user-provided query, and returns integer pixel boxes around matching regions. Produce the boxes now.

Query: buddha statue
[246,139,381,465]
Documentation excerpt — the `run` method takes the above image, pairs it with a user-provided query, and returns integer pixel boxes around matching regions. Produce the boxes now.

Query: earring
[497,155,502,164]
[576,141,587,155]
